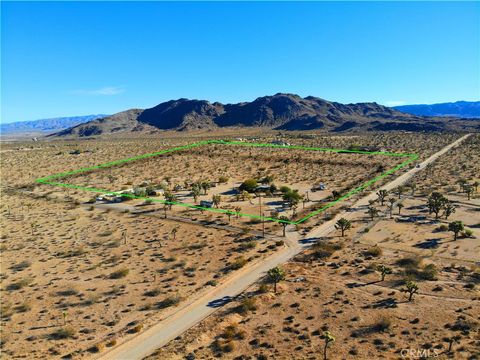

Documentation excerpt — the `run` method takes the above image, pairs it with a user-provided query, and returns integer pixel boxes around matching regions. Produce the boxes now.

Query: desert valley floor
[1,131,479,359]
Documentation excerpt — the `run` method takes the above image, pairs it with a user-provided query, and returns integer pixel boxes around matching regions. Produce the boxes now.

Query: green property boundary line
[35,140,418,225]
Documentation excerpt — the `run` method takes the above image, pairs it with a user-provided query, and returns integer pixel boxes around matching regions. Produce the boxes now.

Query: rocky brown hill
[52,94,480,137]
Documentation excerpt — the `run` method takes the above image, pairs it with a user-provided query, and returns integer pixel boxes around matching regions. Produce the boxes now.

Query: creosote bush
[50,326,76,340]
[109,268,129,279]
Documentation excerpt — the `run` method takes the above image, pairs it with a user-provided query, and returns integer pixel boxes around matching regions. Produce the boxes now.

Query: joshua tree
[376,190,388,206]
[200,181,211,195]
[62,310,68,325]
[443,201,456,219]
[397,202,404,215]
[367,206,379,221]
[335,218,351,237]
[387,197,396,218]
[122,230,127,245]
[444,335,461,354]
[171,227,178,240]
[457,178,468,193]
[163,203,168,219]
[191,185,201,203]
[267,266,285,293]
[394,185,405,199]
[234,206,241,219]
[323,331,335,360]
[241,190,252,202]
[406,181,417,196]
[449,221,464,241]
[278,216,289,237]
[473,181,479,193]
[377,264,392,281]
[427,192,447,219]
[164,191,176,210]
[212,194,221,208]
[332,190,341,200]
[403,281,419,301]
[464,185,474,200]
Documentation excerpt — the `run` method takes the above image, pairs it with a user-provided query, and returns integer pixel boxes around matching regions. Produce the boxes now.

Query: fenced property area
[36,140,417,224]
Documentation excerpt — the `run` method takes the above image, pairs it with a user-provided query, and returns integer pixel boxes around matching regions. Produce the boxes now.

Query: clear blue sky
[2,1,479,123]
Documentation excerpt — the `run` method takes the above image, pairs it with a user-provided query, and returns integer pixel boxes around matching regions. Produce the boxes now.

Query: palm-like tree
[164,191,176,210]
[377,264,392,281]
[171,227,178,240]
[376,190,388,206]
[449,221,464,241]
[367,206,379,221]
[443,201,456,219]
[403,281,419,301]
[191,185,201,203]
[397,202,404,215]
[234,206,241,219]
[387,197,396,218]
[395,186,405,199]
[427,192,447,219]
[335,218,351,237]
[212,194,221,208]
[464,185,474,200]
[323,331,335,360]
[278,215,289,237]
[267,266,285,293]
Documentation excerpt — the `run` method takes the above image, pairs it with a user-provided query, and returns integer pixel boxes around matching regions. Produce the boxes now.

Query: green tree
[449,221,464,241]
[267,267,285,294]
[200,181,211,195]
[332,190,341,200]
[234,206,241,219]
[191,185,202,203]
[278,216,289,237]
[444,335,461,354]
[443,201,456,219]
[472,181,479,192]
[406,181,417,196]
[457,179,468,193]
[335,218,351,237]
[62,310,68,325]
[376,190,388,206]
[427,192,447,219]
[464,185,474,200]
[397,202,404,215]
[377,264,392,281]
[282,189,302,207]
[403,281,419,302]
[395,186,405,199]
[323,331,335,360]
[367,206,379,221]
[164,191,176,210]
[239,179,258,193]
[212,194,222,208]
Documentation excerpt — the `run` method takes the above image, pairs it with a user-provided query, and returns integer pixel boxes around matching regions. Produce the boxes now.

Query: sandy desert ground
[145,133,480,360]
[1,131,478,359]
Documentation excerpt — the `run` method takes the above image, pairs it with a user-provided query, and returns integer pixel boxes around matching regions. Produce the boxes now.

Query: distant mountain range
[0,114,108,134]
[52,94,479,137]
[394,101,479,118]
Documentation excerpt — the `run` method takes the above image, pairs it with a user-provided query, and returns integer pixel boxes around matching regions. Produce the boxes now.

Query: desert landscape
[1,131,478,359]
[2,2,479,359]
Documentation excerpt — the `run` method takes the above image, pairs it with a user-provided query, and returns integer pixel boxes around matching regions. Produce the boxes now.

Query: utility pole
[262,212,265,238]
